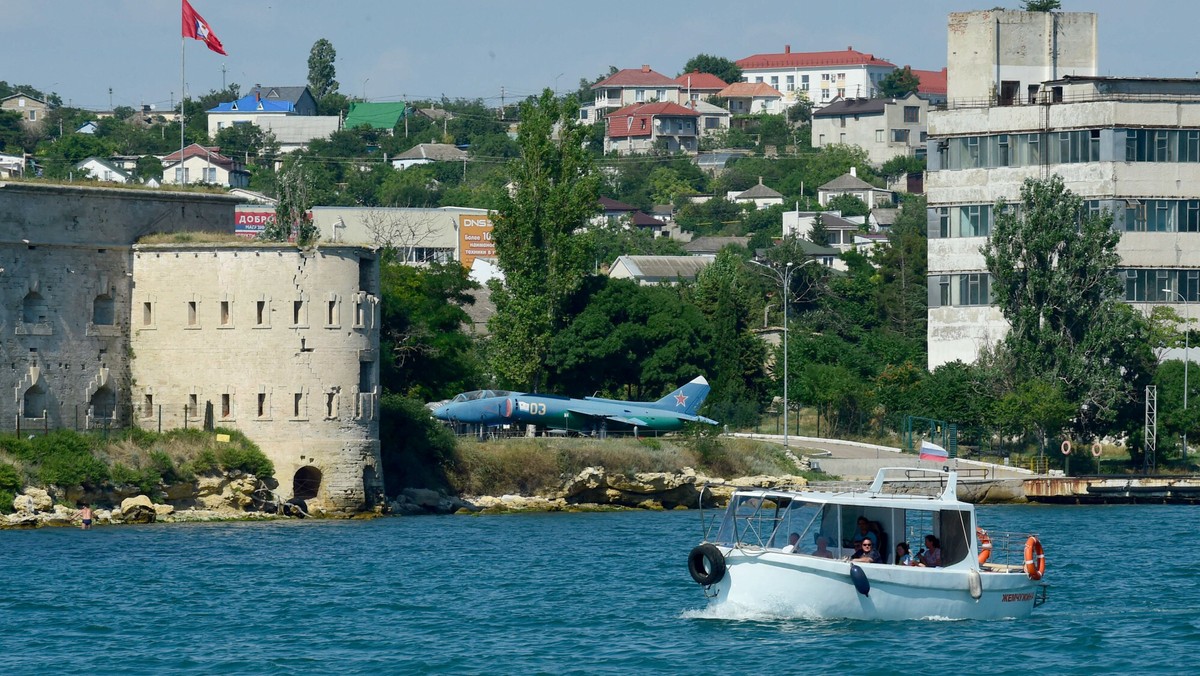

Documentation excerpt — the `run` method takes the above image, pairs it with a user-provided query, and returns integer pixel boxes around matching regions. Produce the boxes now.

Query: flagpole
[180,31,186,185]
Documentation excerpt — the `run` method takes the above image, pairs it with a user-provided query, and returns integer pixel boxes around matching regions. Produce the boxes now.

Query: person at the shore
[851,538,881,564]
[917,535,941,567]
[812,535,834,559]
[895,542,913,565]
[78,503,93,530]
[782,532,801,553]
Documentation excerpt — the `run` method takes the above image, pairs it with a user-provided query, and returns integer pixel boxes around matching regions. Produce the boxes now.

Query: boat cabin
[708,468,978,568]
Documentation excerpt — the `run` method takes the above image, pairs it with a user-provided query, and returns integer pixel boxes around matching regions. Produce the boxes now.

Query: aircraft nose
[432,405,449,420]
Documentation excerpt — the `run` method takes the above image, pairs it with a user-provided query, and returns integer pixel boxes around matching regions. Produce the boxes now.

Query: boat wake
[681,600,823,622]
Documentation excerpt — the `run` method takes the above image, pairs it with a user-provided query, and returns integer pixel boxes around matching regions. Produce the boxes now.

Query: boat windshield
[712,493,976,566]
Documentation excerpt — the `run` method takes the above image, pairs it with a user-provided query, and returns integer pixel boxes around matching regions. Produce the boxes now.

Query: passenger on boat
[812,535,834,559]
[851,538,881,564]
[916,535,942,567]
[849,517,878,549]
[782,532,801,553]
[895,542,913,566]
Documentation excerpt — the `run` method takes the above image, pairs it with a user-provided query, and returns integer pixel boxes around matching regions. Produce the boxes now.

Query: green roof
[344,102,408,130]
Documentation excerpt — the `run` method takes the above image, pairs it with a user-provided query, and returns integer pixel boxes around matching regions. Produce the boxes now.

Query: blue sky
[1,0,1195,111]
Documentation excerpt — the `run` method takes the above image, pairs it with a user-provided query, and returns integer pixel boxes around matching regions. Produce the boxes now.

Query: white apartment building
[811,93,929,166]
[926,9,1200,369]
[736,46,896,109]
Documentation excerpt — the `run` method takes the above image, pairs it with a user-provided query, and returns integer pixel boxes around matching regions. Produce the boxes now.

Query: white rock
[11,494,35,514]
[23,487,53,512]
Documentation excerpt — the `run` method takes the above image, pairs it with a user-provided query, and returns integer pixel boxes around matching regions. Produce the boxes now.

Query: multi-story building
[581,65,681,124]
[603,102,699,154]
[811,93,929,165]
[736,46,896,108]
[925,9,1200,369]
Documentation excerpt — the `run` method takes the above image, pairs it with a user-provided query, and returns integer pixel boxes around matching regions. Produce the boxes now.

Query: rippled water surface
[2,504,1199,674]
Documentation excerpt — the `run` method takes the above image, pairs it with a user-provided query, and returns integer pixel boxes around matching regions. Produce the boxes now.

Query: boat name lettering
[1002,593,1035,602]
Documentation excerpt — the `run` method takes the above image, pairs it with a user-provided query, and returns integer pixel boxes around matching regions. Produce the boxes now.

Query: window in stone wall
[293,391,305,419]
[143,393,154,418]
[293,300,306,326]
[93,294,114,325]
[90,386,116,420]
[256,300,268,326]
[22,291,47,324]
[221,393,232,419]
[220,300,231,326]
[188,301,198,326]
[142,301,154,326]
[325,391,336,419]
[258,392,267,418]
[188,393,198,418]
[326,298,338,327]
[354,297,365,327]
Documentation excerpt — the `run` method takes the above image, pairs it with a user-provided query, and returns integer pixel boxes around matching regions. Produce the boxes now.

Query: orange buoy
[976,527,993,566]
[1024,536,1046,580]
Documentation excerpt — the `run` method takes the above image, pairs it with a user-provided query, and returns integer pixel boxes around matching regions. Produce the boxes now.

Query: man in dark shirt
[851,538,882,564]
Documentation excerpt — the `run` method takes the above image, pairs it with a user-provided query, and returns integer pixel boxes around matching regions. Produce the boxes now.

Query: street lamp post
[751,258,815,451]
[1166,287,1191,462]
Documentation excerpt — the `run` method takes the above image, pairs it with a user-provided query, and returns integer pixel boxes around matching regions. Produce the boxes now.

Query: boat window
[713,494,788,548]
[770,500,823,551]
[939,509,972,566]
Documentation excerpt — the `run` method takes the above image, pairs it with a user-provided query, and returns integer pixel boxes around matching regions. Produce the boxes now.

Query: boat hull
[703,548,1041,620]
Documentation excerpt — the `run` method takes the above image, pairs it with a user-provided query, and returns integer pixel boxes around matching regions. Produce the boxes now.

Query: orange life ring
[1023,536,1046,580]
[976,527,993,566]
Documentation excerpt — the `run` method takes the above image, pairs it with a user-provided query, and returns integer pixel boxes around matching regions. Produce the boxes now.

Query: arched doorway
[23,384,47,419]
[90,386,116,420]
[292,466,322,500]
[363,465,379,507]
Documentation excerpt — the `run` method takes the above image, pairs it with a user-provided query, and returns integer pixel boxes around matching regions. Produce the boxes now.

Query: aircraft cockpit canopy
[450,390,513,403]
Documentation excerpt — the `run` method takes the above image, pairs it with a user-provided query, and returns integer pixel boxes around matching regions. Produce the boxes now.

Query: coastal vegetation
[0,428,273,513]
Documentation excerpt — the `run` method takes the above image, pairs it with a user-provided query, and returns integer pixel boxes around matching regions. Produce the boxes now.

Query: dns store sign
[458,214,495,268]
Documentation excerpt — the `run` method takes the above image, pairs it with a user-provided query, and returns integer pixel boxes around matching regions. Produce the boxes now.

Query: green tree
[880,154,926,179]
[307,39,339,101]
[993,379,1076,457]
[826,193,870,217]
[0,110,24,152]
[809,213,830,246]
[680,54,742,86]
[878,66,921,98]
[1022,0,1062,11]
[379,262,481,401]
[268,161,319,244]
[488,89,600,390]
[873,195,928,345]
[214,122,280,171]
[983,175,1154,434]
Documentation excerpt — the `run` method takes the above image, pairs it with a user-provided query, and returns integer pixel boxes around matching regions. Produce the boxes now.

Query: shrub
[0,461,21,515]
[379,394,459,493]
[187,449,220,475]
[215,445,274,478]
[110,462,160,497]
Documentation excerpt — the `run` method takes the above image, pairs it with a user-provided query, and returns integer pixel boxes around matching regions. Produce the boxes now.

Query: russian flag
[919,440,949,462]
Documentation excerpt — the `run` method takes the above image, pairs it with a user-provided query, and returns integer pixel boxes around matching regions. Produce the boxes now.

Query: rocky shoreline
[2,469,302,529]
[389,466,812,515]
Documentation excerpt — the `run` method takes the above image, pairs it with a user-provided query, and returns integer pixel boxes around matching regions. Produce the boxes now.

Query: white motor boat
[687,467,1048,620]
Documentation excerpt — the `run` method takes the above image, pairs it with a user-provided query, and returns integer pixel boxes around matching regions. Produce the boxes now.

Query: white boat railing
[978,529,1040,572]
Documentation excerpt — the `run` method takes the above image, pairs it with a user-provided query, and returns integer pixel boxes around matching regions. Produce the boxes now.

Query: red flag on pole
[182,0,227,55]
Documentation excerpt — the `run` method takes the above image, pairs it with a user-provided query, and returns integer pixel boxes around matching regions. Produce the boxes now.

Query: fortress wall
[130,245,383,512]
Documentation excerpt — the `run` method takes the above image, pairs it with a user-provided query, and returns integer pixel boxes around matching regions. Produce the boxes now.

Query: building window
[801,75,809,91]
[875,129,884,143]
[188,393,198,417]
[220,300,231,326]
[892,129,910,143]
[221,393,232,418]
[29,110,37,122]
[1123,269,1172,302]
[256,300,267,326]
[258,393,267,418]
[770,76,779,89]
[786,75,794,92]
[938,208,950,238]
[293,300,305,325]
[635,89,645,102]
[960,273,990,306]
[960,205,991,237]
[143,393,154,418]
[903,106,919,123]
[327,299,338,326]
[293,392,304,418]
[939,275,951,306]
[325,392,336,418]
[187,300,198,326]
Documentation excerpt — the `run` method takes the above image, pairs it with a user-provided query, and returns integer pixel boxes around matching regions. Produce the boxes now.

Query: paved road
[732,433,1033,480]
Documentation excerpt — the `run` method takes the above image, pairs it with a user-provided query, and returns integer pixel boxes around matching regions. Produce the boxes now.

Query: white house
[392,143,469,170]
[811,93,930,166]
[736,46,896,109]
[608,255,714,284]
[160,144,249,188]
[582,65,681,123]
[727,178,784,209]
[717,82,785,115]
[75,157,132,183]
[818,169,893,208]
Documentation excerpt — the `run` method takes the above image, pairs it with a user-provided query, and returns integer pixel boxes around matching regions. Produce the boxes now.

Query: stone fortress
[0,181,382,513]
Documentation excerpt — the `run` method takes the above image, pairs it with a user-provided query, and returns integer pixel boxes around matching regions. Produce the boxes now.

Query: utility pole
[108,88,113,110]
[221,63,227,91]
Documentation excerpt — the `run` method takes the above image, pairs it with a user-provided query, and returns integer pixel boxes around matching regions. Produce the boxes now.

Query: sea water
[1,504,1198,674]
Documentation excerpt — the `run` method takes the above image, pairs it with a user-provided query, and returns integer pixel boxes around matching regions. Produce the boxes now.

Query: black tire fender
[688,543,726,585]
